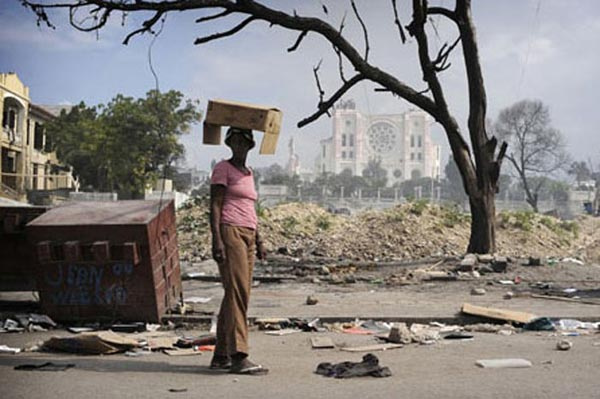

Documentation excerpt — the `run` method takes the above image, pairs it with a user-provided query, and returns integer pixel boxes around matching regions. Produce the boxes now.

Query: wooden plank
[310,336,335,349]
[461,303,536,324]
[340,343,403,352]
[164,348,202,356]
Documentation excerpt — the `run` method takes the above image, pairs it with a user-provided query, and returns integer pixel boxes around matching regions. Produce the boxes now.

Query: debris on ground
[311,336,335,349]
[556,340,573,351]
[1,314,56,333]
[340,343,403,352]
[43,331,139,355]
[461,303,537,324]
[0,344,21,354]
[475,358,532,369]
[306,295,319,305]
[315,353,392,378]
[14,362,75,372]
[177,199,599,264]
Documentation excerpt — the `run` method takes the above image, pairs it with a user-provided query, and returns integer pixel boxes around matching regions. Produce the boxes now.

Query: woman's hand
[212,239,226,263]
[256,241,267,261]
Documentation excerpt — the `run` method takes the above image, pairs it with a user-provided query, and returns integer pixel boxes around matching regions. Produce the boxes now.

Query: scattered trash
[443,332,474,340]
[164,348,203,356]
[504,292,514,300]
[541,360,554,365]
[556,319,599,330]
[387,324,412,344]
[563,288,577,294]
[168,388,188,393]
[498,280,515,285]
[264,329,301,336]
[523,317,556,332]
[491,256,508,272]
[2,319,25,333]
[311,336,335,349]
[125,350,152,357]
[43,331,139,355]
[14,362,75,371]
[342,326,373,335]
[67,327,96,334]
[464,323,516,334]
[306,295,319,305]
[0,344,21,354]
[315,353,392,378]
[175,335,217,348]
[556,340,573,351]
[471,288,486,296]
[561,258,584,266]
[340,343,403,352]
[475,358,532,368]
[110,323,146,333]
[461,303,536,324]
[184,297,212,304]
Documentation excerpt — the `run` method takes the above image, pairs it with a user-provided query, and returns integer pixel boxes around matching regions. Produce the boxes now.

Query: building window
[342,134,347,146]
[34,122,44,150]
[349,151,353,159]
[349,134,354,147]
[410,135,415,148]
[418,135,422,147]
[322,146,326,157]
[410,152,415,160]
[346,120,352,127]
[417,153,422,160]
[342,151,346,159]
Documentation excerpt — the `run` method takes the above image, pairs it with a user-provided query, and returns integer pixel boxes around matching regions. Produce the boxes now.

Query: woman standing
[209,127,268,375]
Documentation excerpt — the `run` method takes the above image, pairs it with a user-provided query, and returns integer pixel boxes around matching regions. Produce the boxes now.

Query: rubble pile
[177,199,596,263]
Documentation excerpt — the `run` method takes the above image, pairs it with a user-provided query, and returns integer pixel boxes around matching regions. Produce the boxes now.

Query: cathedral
[315,100,441,186]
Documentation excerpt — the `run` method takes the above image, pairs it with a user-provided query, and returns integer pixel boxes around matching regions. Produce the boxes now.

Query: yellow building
[1,72,75,202]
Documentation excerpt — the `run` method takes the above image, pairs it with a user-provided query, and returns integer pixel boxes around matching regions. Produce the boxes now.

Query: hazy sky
[1,0,599,172]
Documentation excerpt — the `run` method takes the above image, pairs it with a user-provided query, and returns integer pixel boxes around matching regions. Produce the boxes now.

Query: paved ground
[2,259,600,398]
[1,328,600,399]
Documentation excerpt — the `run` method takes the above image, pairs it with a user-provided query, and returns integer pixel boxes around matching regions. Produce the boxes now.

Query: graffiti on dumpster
[44,263,134,306]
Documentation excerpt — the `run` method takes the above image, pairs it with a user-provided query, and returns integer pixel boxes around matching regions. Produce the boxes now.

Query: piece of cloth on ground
[14,362,75,371]
[315,353,392,378]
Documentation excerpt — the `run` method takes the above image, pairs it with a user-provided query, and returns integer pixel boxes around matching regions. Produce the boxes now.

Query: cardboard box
[203,99,282,154]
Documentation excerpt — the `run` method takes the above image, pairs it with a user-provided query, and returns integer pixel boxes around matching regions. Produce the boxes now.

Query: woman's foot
[230,357,268,375]
[209,354,232,370]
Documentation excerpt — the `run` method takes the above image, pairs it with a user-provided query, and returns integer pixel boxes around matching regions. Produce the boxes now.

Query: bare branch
[196,9,232,23]
[351,0,369,61]
[391,0,407,43]
[194,16,256,45]
[299,74,365,128]
[69,6,111,32]
[427,6,458,23]
[123,10,164,45]
[432,36,461,72]
[287,30,308,52]
[312,59,325,104]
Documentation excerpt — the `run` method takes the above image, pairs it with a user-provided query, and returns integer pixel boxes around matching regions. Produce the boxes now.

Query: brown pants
[215,225,255,356]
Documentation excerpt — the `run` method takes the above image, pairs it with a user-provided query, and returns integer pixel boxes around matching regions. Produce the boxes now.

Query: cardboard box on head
[203,99,282,154]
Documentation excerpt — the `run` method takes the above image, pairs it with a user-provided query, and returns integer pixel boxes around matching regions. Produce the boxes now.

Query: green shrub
[315,215,332,230]
[409,199,429,216]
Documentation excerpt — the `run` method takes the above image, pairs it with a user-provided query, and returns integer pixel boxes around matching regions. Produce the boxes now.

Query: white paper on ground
[476,358,532,368]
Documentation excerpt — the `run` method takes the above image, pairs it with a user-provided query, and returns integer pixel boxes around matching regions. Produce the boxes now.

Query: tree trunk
[467,188,496,254]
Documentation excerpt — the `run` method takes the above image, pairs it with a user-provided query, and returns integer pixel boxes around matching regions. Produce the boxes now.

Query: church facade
[315,100,441,186]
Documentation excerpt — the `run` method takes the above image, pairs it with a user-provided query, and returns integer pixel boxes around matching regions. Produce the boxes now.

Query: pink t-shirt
[210,160,258,230]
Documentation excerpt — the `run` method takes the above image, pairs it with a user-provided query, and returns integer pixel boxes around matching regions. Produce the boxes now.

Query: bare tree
[21,0,507,253]
[494,99,569,212]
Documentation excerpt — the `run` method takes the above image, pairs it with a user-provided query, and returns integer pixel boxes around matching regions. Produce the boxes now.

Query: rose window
[367,122,396,154]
